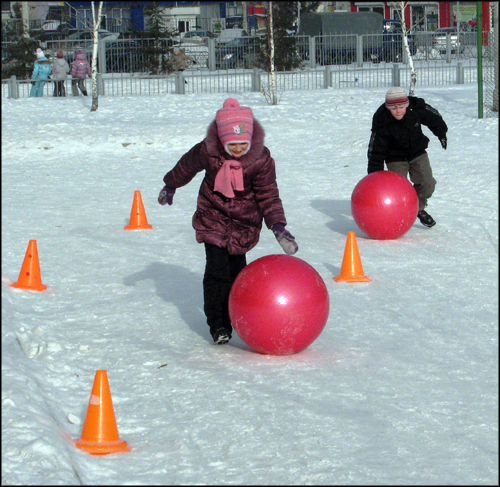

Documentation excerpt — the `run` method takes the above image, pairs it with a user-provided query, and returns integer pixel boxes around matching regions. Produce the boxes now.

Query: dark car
[379,20,418,62]
[64,40,143,73]
[315,27,417,66]
[380,30,417,62]
[215,36,262,69]
[64,39,178,73]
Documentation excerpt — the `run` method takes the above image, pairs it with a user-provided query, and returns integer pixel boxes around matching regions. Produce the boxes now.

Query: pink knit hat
[215,98,253,155]
[385,87,409,109]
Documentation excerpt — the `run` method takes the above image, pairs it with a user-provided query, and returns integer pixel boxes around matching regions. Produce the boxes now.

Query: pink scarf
[213,159,244,198]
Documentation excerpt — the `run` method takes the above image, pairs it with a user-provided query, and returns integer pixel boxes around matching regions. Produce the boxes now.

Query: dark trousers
[387,153,436,211]
[203,243,246,335]
[72,78,88,96]
[53,80,66,97]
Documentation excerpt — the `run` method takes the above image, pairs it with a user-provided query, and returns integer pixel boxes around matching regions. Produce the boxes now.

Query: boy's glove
[158,185,176,205]
[272,223,298,255]
[440,137,447,150]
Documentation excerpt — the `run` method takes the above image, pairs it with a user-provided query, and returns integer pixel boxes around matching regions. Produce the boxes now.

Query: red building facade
[350,2,490,31]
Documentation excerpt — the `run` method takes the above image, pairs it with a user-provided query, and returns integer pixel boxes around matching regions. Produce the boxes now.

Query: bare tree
[64,1,102,111]
[90,1,103,112]
[261,2,278,105]
[20,1,30,38]
[391,1,417,95]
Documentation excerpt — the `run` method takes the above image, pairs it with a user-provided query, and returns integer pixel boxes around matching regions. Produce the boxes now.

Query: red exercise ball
[351,171,419,240]
[229,254,330,356]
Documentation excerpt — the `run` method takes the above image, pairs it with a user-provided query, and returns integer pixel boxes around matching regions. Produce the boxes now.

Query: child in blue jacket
[30,48,52,97]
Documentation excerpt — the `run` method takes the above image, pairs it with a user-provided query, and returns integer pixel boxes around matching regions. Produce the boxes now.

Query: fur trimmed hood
[204,118,266,168]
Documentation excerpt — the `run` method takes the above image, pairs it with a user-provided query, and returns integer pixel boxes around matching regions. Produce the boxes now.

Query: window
[46,6,62,20]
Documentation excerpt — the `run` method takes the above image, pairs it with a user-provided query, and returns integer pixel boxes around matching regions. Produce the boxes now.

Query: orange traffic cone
[334,231,372,283]
[74,370,130,455]
[124,190,152,230]
[9,240,48,291]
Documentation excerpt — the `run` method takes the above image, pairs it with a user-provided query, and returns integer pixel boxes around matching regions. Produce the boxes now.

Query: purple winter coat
[163,119,287,254]
[71,52,91,79]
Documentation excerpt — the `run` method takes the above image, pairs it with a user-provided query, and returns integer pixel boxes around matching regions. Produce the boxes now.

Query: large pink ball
[229,255,330,356]
[351,171,419,240]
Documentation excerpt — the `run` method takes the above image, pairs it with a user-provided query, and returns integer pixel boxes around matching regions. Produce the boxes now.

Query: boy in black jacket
[367,87,448,227]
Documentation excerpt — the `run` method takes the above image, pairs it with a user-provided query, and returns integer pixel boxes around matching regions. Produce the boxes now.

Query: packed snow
[1,83,498,485]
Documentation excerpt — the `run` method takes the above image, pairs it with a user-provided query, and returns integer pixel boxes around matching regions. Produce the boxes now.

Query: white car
[66,29,120,42]
[180,30,216,45]
[216,28,246,46]
[432,27,465,54]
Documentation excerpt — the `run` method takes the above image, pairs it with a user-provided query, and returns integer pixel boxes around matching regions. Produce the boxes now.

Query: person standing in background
[29,48,52,97]
[51,50,70,97]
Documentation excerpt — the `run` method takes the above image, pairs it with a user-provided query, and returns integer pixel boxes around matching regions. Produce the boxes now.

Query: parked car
[216,28,246,46]
[380,29,417,62]
[46,30,121,60]
[215,36,261,69]
[180,30,215,45]
[39,30,66,49]
[432,27,465,54]
[66,29,120,42]
[316,30,417,65]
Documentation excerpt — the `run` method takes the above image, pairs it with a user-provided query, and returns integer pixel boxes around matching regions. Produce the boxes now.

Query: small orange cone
[74,370,130,455]
[124,190,152,230]
[334,231,372,283]
[9,240,48,291]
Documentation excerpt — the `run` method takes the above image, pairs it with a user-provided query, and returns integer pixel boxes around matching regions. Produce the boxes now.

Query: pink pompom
[223,98,240,108]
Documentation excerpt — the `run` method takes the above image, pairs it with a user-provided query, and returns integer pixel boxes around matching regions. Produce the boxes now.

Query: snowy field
[1,84,498,485]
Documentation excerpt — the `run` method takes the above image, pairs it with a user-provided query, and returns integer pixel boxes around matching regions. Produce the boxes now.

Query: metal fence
[1,62,481,97]
[2,31,497,118]
[483,4,499,117]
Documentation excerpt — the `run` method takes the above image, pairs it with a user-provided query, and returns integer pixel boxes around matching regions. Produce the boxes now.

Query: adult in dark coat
[367,87,448,227]
[158,98,298,344]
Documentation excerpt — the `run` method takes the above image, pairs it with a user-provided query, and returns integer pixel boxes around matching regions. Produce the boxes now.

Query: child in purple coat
[70,50,91,96]
[158,98,298,344]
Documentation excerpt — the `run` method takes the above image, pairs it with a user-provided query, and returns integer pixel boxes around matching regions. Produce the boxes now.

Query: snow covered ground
[2,84,498,485]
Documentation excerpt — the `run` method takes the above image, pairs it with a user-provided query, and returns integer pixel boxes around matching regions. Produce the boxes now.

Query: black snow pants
[203,243,247,336]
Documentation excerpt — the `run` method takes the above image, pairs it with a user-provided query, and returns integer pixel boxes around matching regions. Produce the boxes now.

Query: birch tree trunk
[268,2,278,105]
[21,1,30,38]
[90,1,103,112]
[394,1,417,95]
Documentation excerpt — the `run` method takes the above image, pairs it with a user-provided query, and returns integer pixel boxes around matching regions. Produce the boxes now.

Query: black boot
[211,327,232,345]
[417,210,436,227]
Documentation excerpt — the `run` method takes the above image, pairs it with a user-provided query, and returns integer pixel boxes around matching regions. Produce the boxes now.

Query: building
[328,2,491,32]
[1,1,492,35]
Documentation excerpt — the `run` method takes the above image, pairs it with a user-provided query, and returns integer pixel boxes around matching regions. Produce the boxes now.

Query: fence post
[175,71,185,94]
[98,39,107,74]
[445,34,452,64]
[8,75,19,99]
[97,73,105,95]
[392,63,400,87]
[207,38,216,71]
[456,62,464,84]
[309,36,316,69]
[251,68,261,92]
[323,65,331,88]
[356,35,363,67]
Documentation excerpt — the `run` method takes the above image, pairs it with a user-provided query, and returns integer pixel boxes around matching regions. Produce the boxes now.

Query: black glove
[193,60,197,64]
[158,185,176,206]
[272,223,298,255]
[440,137,447,150]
